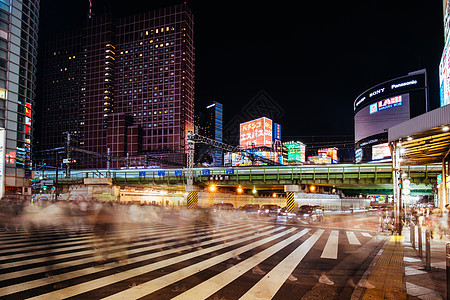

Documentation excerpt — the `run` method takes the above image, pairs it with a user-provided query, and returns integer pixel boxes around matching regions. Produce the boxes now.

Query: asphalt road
[0,212,386,299]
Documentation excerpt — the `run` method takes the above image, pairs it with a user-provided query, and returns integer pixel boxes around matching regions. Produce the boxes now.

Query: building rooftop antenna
[89,0,92,19]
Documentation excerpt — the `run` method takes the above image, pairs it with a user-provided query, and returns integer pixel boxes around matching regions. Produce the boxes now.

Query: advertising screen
[308,155,332,164]
[25,103,32,135]
[372,142,391,161]
[440,36,450,107]
[354,93,410,142]
[445,0,450,42]
[240,117,273,149]
[230,151,282,166]
[318,148,338,164]
[355,148,363,163]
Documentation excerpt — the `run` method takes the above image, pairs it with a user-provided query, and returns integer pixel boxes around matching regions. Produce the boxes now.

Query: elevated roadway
[37,162,440,195]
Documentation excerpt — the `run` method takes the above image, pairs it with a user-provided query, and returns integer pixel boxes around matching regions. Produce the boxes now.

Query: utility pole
[107,148,111,177]
[186,137,194,190]
[392,142,402,234]
[65,132,71,178]
[55,151,59,202]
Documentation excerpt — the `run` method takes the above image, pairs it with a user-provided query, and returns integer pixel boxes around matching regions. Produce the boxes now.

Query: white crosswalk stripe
[240,229,325,300]
[321,230,339,259]
[171,228,311,300]
[361,232,372,238]
[346,231,361,245]
[0,223,378,299]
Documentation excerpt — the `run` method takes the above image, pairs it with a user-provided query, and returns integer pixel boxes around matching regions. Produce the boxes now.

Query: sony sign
[369,88,385,98]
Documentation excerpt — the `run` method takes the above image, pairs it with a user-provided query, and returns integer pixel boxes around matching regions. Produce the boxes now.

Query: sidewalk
[402,226,446,299]
[358,227,447,299]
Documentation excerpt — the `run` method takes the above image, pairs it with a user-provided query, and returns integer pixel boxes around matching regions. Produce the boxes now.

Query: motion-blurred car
[211,203,234,212]
[278,207,298,222]
[258,204,280,218]
[295,205,324,223]
[238,204,260,219]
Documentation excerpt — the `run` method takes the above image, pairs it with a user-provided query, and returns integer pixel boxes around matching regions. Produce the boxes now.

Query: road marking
[321,230,339,259]
[346,231,361,245]
[0,223,249,281]
[97,228,301,300]
[361,232,372,238]
[0,226,185,268]
[239,230,325,300]
[1,224,274,298]
[28,227,291,300]
[172,229,311,300]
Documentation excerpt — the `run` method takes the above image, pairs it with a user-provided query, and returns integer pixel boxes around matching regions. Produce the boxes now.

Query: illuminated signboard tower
[240,117,273,149]
[353,70,428,163]
[283,141,306,164]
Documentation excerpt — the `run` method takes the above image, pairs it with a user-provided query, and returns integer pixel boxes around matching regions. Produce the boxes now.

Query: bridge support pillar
[186,185,199,209]
[284,185,300,212]
[187,191,198,209]
[83,178,119,202]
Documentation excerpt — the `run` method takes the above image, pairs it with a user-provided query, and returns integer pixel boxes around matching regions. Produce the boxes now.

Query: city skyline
[36,4,195,168]
[39,0,444,143]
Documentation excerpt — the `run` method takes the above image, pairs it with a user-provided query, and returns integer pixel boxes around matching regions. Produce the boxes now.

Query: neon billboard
[25,102,31,135]
[318,148,338,164]
[240,117,273,149]
[283,141,306,163]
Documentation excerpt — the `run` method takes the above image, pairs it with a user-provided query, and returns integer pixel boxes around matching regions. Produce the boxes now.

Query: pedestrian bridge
[37,162,440,194]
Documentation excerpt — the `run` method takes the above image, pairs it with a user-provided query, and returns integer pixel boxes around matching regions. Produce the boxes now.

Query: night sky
[39,0,444,148]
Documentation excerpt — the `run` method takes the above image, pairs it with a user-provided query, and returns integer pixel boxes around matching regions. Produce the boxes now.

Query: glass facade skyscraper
[0,0,39,199]
[204,102,223,166]
[36,4,194,169]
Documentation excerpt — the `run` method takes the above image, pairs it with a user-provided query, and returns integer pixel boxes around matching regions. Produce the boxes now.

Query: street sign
[51,186,56,192]
[158,170,165,177]
[41,180,54,186]
[139,171,146,177]
[226,168,234,175]
[175,170,182,176]
[202,169,211,175]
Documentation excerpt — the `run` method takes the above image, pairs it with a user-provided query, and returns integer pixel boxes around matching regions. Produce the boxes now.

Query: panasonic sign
[391,80,417,89]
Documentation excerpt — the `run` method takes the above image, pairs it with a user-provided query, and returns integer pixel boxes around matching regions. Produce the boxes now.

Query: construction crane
[185,131,280,191]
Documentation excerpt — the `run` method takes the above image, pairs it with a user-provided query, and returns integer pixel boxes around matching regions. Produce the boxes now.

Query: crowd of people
[378,203,450,239]
[0,198,219,233]
[0,199,226,263]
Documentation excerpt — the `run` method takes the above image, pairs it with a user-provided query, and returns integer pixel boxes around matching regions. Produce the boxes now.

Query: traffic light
[42,185,47,191]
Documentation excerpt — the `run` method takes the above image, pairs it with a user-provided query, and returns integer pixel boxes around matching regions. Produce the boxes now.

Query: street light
[237,186,243,194]
[209,184,217,192]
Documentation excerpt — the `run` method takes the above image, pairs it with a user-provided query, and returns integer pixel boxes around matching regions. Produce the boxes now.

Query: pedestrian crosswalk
[0,222,380,299]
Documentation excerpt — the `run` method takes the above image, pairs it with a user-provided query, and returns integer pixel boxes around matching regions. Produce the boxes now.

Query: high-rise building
[204,102,223,166]
[0,0,40,199]
[35,4,194,169]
